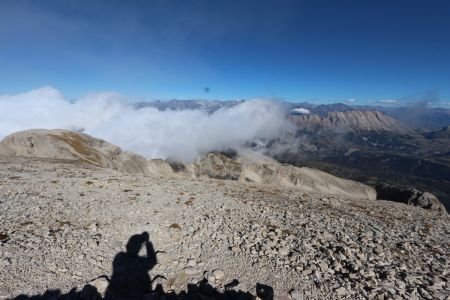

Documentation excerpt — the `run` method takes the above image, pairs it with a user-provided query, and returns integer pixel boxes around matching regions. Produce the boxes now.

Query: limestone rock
[86,276,109,296]
[0,129,149,175]
[189,150,376,200]
[376,183,446,212]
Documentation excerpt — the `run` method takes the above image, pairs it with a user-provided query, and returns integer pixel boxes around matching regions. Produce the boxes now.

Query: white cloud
[290,108,310,114]
[345,98,356,103]
[0,87,294,162]
[377,99,398,104]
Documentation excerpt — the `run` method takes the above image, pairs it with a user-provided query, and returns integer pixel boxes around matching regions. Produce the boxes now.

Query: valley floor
[0,156,449,299]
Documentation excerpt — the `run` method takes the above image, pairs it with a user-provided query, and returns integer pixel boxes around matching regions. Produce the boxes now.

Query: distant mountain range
[288,110,413,135]
[133,98,450,211]
[278,107,450,212]
[286,102,450,131]
[135,99,244,114]
[136,99,450,131]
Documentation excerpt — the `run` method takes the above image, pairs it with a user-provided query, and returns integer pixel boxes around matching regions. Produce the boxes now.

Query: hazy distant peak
[289,110,414,134]
[135,99,244,113]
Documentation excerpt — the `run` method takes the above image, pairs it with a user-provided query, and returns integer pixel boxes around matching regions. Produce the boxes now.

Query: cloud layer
[0,87,292,162]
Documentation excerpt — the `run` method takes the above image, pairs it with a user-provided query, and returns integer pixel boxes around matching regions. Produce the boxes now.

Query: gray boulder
[375,183,445,212]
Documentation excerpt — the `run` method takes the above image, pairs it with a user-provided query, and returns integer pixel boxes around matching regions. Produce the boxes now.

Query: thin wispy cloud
[378,99,398,104]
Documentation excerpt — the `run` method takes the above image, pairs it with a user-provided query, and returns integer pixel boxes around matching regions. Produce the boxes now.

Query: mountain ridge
[0,129,376,200]
[288,110,414,135]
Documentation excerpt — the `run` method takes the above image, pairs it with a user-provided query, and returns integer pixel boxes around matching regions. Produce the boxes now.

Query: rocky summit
[0,130,449,300]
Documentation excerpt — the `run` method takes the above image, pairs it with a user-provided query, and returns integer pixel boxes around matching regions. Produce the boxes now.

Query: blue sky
[0,0,449,104]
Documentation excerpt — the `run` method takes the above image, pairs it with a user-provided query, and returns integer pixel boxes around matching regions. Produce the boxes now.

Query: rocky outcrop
[375,183,446,212]
[192,153,243,180]
[425,125,450,139]
[191,150,376,200]
[289,110,414,134]
[0,129,150,175]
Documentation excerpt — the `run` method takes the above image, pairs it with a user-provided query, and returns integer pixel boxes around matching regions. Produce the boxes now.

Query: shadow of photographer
[13,232,274,300]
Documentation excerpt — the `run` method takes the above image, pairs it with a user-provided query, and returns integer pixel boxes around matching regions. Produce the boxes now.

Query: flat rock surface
[0,156,449,299]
